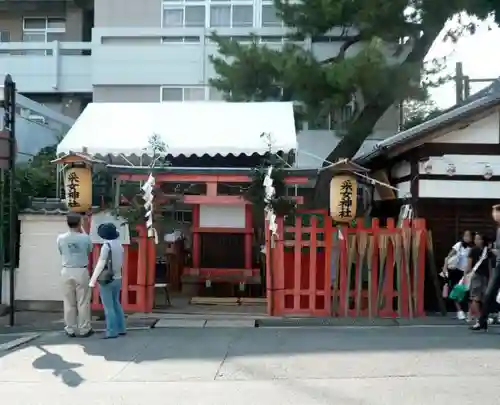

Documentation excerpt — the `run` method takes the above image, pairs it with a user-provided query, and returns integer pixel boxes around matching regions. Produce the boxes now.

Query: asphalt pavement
[1,324,500,405]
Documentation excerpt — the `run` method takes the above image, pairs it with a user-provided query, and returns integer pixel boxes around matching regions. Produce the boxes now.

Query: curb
[0,320,158,336]
[0,333,40,352]
[254,317,468,328]
[255,318,399,328]
[152,319,258,328]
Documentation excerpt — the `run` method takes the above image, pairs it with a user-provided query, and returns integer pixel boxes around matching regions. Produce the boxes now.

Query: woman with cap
[89,222,127,339]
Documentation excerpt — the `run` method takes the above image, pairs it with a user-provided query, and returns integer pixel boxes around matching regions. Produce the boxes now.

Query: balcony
[0,0,87,12]
[0,41,92,93]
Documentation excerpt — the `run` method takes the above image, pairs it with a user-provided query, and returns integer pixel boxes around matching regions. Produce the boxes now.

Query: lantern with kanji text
[329,174,358,223]
[64,164,92,213]
[51,151,100,213]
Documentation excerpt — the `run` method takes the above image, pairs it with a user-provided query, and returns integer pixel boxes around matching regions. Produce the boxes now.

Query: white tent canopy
[56,101,297,158]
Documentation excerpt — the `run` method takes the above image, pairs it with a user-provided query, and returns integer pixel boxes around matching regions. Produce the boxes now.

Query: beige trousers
[61,267,92,335]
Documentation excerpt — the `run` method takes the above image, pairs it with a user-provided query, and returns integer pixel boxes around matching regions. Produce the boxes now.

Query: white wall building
[0,0,400,167]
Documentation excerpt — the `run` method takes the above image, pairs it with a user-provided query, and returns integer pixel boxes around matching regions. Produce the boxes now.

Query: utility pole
[454,62,498,103]
[0,74,17,326]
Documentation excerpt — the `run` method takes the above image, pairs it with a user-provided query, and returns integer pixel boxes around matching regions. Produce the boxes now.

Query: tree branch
[321,34,362,64]
[403,33,437,65]
[312,33,439,208]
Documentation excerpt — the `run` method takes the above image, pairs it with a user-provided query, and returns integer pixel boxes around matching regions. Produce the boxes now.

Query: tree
[14,144,58,210]
[210,0,500,206]
[0,144,58,268]
[401,98,442,130]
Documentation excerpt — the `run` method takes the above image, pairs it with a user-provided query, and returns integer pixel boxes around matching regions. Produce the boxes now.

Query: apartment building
[0,0,399,165]
[0,0,93,119]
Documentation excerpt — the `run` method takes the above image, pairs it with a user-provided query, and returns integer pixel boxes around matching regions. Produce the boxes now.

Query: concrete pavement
[1,325,500,404]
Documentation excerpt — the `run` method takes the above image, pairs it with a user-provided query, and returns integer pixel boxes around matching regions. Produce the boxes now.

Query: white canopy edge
[56,101,297,158]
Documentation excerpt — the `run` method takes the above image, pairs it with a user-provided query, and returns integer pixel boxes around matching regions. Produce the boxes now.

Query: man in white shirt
[57,214,94,337]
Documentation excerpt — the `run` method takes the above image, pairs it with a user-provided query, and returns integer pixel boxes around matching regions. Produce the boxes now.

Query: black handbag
[97,243,114,285]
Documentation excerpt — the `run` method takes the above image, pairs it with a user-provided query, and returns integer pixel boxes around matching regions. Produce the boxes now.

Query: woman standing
[442,230,472,320]
[89,223,127,339]
[467,233,491,322]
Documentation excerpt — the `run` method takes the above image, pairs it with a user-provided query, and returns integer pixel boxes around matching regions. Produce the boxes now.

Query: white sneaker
[457,311,466,320]
[488,317,494,325]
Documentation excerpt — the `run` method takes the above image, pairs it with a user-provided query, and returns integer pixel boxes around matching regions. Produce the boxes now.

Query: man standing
[471,204,500,331]
[57,213,94,337]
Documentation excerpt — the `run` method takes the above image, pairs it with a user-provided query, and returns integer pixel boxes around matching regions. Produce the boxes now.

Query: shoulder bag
[97,243,114,285]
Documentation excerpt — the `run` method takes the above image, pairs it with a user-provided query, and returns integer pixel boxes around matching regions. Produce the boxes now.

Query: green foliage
[210,0,500,163]
[401,98,442,130]
[15,144,58,210]
[96,133,170,228]
[245,154,296,217]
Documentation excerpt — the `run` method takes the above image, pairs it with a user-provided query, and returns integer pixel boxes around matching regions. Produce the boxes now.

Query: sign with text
[64,166,92,213]
[329,174,358,223]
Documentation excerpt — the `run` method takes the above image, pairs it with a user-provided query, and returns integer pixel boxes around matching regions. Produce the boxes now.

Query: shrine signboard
[64,166,92,213]
[329,174,358,223]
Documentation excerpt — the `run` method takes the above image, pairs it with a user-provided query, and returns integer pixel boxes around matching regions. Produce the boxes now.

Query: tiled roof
[20,198,104,216]
[355,83,500,164]
[21,198,69,216]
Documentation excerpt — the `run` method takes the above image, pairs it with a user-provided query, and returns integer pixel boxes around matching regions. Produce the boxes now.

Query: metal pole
[464,76,471,99]
[4,74,16,326]
[454,62,464,104]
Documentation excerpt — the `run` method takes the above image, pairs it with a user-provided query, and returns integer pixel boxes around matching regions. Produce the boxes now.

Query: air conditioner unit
[28,114,47,125]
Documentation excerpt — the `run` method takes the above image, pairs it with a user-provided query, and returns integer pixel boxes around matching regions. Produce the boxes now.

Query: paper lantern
[446,163,456,176]
[330,174,358,222]
[64,165,92,213]
[484,164,493,180]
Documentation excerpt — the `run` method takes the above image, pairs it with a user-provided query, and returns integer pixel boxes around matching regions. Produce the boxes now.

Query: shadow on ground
[2,323,500,388]
[32,345,84,387]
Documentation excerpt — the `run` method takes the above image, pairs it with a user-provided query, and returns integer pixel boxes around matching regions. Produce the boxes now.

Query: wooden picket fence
[265,210,427,318]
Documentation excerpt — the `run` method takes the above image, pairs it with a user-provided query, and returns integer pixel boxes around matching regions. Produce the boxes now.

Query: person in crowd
[466,233,491,322]
[89,223,126,339]
[442,230,472,320]
[57,213,94,338]
[485,240,500,324]
[472,205,500,331]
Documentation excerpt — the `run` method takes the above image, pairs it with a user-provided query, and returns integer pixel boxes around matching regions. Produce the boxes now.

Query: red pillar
[192,205,200,269]
[244,204,252,271]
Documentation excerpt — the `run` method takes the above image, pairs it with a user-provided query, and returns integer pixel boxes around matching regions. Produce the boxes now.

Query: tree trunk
[311,33,438,209]
[312,101,393,208]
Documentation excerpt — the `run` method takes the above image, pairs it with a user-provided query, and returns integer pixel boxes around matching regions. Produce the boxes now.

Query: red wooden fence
[88,224,156,313]
[266,211,427,318]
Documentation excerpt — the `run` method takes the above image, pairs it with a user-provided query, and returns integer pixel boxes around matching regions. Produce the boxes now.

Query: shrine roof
[105,165,318,178]
[56,102,297,159]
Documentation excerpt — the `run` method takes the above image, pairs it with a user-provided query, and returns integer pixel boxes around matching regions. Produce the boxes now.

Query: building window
[0,30,10,54]
[0,30,10,42]
[261,3,283,27]
[23,17,66,42]
[162,0,206,27]
[210,3,254,27]
[162,35,201,43]
[22,17,66,55]
[161,86,207,101]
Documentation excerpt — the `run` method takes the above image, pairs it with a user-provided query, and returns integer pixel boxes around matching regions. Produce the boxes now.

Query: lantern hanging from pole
[64,165,93,213]
[329,174,358,223]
